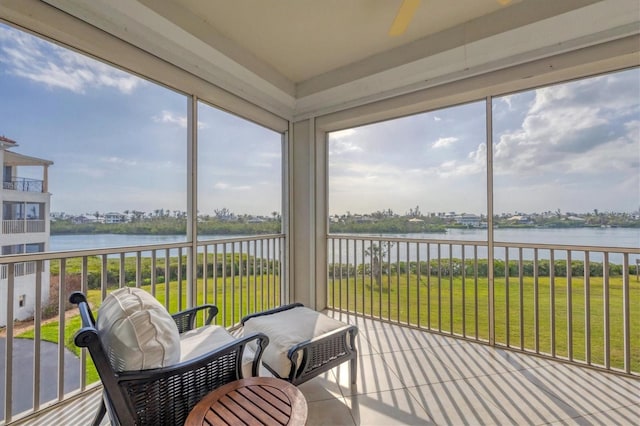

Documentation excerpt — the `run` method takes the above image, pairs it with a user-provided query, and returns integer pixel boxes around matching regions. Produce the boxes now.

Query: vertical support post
[603,253,610,369]
[622,253,631,374]
[315,122,327,310]
[43,165,49,193]
[567,250,573,361]
[550,250,556,357]
[289,119,322,309]
[533,248,539,353]
[485,96,495,345]
[4,263,14,423]
[33,260,42,411]
[187,95,198,309]
[80,257,88,391]
[584,251,591,365]
[58,260,66,400]
[281,131,290,306]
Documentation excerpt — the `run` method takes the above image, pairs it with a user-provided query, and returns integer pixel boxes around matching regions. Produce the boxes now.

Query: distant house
[71,215,98,224]
[565,216,586,222]
[455,214,481,227]
[508,215,533,225]
[104,212,127,224]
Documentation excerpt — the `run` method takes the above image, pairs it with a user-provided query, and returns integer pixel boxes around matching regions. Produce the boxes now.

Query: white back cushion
[97,287,180,372]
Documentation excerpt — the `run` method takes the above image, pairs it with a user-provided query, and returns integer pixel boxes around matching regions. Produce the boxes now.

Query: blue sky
[1,23,638,218]
[0,23,281,216]
[329,69,640,216]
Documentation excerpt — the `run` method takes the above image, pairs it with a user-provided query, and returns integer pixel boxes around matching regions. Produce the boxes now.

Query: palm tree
[365,242,394,288]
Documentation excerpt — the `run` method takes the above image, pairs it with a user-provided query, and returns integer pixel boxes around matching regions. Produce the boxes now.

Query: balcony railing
[327,234,640,377]
[0,234,285,424]
[2,220,46,234]
[2,178,43,193]
[2,232,637,424]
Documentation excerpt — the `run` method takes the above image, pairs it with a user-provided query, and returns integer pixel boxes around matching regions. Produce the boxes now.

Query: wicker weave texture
[122,350,240,425]
[302,333,348,375]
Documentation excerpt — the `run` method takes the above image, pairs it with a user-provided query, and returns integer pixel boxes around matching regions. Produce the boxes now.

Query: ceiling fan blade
[388,0,421,37]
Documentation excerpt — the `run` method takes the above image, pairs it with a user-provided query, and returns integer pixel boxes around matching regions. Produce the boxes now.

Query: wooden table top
[185,376,308,426]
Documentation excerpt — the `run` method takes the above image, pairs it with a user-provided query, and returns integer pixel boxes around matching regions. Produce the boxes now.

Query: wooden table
[185,377,308,425]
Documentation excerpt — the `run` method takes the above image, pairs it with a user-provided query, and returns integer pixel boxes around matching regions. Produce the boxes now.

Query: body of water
[49,234,241,251]
[49,228,639,264]
[50,227,640,251]
[48,234,281,261]
[331,227,640,265]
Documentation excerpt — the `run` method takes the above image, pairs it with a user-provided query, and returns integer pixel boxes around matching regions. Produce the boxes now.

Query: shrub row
[329,259,635,278]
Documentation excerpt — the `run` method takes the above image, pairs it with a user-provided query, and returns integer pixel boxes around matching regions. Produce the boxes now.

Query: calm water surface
[49,227,639,251]
[49,228,639,264]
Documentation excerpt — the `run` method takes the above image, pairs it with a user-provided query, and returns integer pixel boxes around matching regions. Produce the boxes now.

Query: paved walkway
[0,337,81,419]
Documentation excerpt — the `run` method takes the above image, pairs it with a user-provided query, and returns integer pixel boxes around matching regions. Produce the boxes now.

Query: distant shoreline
[49,223,640,237]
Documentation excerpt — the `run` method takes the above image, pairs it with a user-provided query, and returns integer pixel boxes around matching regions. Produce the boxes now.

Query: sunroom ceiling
[40,0,640,120]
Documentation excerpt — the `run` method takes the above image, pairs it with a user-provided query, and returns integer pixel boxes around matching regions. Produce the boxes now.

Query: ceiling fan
[389,0,514,37]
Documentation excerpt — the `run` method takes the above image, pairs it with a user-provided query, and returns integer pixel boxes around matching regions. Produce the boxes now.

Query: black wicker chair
[241,303,358,386]
[70,291,269,426]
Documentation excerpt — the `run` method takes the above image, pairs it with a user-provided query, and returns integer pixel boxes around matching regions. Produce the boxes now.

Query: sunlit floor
[12,311,639,425]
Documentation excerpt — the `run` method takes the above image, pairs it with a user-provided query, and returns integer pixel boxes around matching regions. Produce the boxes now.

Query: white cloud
[213,182,251,191]
[625,120,639,138]
[153,110,187,127]
[493,75,633,176]
[101,156,138,167]
[0,25,142,94]
[152,110,208,129]
[331,129,356,139]
[329,128,363,155]
[432,137,458,148]
[500,95,514,110]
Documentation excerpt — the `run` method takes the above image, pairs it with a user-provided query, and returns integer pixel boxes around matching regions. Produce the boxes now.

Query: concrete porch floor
[12,311,639,425]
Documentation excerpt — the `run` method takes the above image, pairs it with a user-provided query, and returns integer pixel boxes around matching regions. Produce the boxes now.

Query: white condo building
[0,136,53,326]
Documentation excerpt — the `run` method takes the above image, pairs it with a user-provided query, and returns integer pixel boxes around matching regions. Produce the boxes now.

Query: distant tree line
[51,217,281,235]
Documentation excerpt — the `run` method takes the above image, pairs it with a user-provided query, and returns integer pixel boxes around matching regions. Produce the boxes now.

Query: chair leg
[350,356,357,386]
[92,399,107,426]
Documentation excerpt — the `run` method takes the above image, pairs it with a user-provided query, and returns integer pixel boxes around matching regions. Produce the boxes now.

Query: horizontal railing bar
[197,234,285,245]
[0,242,190,262]
[0,234,286,264]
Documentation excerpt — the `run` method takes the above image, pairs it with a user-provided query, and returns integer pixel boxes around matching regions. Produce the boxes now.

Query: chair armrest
[172,304,219,333]
[286,325,358,384]
[240,302,304,325]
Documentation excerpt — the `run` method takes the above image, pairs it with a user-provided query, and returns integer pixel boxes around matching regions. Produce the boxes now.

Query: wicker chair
[70,291,268,426]
[241,303,358,386]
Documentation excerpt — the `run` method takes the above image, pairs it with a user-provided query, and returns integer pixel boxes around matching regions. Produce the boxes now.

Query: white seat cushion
[96,287,180,372]
[180,325,255,378]
[243,307,347,378]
